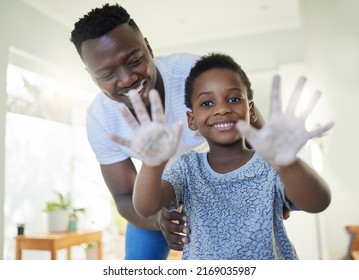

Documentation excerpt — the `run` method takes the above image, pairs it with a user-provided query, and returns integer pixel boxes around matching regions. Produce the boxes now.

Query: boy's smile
[210,120,237,130]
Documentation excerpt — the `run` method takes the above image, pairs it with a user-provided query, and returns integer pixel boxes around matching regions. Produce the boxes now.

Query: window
[5,61,112,259]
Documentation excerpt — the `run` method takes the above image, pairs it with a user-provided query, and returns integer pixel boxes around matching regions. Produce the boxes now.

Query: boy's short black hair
[184,53,253,109]
[70,3,140,57]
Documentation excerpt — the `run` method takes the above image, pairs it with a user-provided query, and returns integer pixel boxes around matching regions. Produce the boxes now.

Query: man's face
[81,24,157,110]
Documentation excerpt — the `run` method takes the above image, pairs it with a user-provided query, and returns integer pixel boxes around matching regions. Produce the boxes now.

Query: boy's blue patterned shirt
[163,151,299,260]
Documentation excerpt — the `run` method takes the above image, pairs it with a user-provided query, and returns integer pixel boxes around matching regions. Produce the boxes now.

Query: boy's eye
[228,96,242,103]
[200,100,213,107]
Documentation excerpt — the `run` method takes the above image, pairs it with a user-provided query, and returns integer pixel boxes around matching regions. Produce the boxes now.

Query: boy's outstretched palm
[111,89,183,166]
[237,76,334,168]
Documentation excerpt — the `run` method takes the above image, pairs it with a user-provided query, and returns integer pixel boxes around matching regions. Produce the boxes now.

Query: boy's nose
[214,102,231,115]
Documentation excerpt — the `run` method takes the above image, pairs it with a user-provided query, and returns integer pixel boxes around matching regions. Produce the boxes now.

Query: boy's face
[187,68,256,145]
[80,24,157,110]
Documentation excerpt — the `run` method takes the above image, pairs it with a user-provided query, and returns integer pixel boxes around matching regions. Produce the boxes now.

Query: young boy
[114,53,333,259]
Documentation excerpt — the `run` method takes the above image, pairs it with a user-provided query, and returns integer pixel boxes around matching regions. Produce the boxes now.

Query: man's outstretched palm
[111,89,183,166]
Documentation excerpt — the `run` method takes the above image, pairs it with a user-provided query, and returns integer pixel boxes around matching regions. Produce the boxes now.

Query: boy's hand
[236,76,334,168]
[111,89,183,166]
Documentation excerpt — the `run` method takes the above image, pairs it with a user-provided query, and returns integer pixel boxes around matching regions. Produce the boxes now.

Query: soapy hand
[236,76,334,168]
[111,89,183,166]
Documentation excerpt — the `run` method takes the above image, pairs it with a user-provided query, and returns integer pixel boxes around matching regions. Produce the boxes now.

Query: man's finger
[163,209,187,223]
[283,207,291,220]
[118,103,139,130]
[160,229,185,251]
[162,229,189,251]
[150,89,165,124]
[110,134,132,147]
[128,89,151,124]
[169,242,185,251]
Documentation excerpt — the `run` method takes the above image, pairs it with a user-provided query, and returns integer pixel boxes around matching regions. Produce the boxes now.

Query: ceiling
[20,0,301,50]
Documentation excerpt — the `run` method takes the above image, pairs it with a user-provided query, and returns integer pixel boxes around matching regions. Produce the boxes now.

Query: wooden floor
[103,234,182,260]
[352,250,359,260]
[103,235,182,260]
[167,249,182,260]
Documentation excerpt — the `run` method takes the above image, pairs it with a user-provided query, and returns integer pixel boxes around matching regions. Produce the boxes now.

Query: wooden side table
[15,230,102,260]
[346,225,359,260]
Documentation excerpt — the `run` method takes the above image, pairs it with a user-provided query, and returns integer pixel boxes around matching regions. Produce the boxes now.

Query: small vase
[68,215,78,232]
[47,210,69,233]
[85,246,98,260]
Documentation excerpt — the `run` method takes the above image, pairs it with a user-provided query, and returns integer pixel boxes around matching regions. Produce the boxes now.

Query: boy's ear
[249,101,258,125]
[186,111,198,131]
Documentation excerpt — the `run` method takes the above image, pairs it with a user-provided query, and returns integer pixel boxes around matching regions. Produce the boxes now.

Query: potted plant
[44,192,85,232]
[84,242,98,260]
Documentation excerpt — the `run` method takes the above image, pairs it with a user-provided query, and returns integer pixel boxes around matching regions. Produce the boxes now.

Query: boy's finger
[270,75,282,115]
[300,90,321,120]
[285,76,306,115]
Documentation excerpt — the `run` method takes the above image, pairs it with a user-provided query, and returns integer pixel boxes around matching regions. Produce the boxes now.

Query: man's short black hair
[70,3,140,57]
[184,53,253,109]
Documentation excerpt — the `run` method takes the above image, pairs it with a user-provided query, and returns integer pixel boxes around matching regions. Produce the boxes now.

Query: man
[70,3,266,259]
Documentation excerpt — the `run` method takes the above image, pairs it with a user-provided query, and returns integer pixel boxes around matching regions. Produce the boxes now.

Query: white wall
[0,0,10,261]
[156,28,303,72]
[300,0,359,259]
[1,1,96,92]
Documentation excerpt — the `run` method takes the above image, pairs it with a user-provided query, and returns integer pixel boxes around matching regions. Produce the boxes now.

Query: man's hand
[157,209,190,251]
[237,76,334,168]
[111,89,183,166]
[283,207,291,220]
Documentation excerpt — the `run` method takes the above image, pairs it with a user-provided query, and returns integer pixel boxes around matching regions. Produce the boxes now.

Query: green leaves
[44,192,71,212]
[44,192,86,217]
